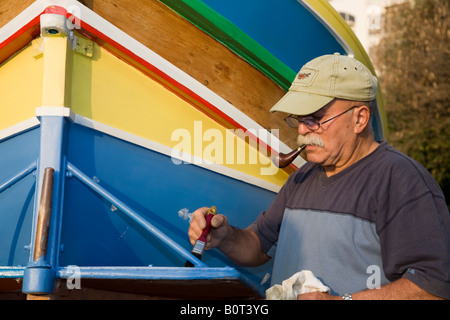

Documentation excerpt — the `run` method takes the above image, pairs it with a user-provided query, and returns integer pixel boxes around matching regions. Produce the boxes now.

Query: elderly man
[188,53,450,300]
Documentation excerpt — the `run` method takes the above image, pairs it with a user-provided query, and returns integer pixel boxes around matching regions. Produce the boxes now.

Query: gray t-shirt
[250,141,450,298]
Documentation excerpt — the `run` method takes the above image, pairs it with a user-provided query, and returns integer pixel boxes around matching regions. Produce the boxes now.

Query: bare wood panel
[0,0,36,28]
[0,278,262,300]
[0,24,40,65]
[81,0,297,149]
[0,0,297,148]
[57,278,262,300]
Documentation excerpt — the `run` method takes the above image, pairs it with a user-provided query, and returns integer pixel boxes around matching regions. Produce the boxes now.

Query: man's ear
[354,105,371,134]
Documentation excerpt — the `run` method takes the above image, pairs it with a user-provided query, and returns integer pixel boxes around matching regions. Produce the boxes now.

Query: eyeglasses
[284,106,357,131]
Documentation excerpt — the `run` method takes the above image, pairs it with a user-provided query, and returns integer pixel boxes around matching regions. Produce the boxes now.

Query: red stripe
[82,22,244,130]
[44,5,68,16]
[77,19,283,156]
[0,15,40,51]
[0,5,297,170]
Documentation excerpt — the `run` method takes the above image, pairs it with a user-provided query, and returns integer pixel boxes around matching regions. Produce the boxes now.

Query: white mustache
[297,135,324,148]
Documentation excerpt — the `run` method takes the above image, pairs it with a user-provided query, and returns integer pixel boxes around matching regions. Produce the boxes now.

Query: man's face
[297,99,357,169]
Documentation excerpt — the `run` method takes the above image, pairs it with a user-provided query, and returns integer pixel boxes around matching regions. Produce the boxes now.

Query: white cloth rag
[266,270,330,300]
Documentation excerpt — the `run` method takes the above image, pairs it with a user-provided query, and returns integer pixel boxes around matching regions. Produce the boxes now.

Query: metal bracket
[31,38,44,59]
[72,35,94,58]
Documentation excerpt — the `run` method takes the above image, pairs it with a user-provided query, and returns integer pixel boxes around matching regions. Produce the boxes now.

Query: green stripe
[159,0,295,90]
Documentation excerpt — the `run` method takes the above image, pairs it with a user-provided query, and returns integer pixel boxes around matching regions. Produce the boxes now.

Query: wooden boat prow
[0,0,385,299]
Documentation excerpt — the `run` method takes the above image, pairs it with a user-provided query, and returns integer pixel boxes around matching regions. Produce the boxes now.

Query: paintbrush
[185,206,217,267]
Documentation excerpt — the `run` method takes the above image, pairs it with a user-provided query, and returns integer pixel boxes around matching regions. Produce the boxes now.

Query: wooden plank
[0,0,299,154]
[0,0,298,149]
[0,278,263,300]
[0,0,35,29]
[0,0,41,66]
[81,0,297,149]
[1,276,263,299]
[0,23,40,65]
[55,278,263,300]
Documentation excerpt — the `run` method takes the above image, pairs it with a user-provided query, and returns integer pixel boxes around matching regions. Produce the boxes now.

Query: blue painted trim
[23,116,67,295]
[0,265,239,281]
[57,266,239,280]
[0,267,25,278]
[0,161,37,194]
[33,117,66,267]
[57,266,265,297]
[66,162,207,268]
[0,266,262,296]
[22,262,55,294]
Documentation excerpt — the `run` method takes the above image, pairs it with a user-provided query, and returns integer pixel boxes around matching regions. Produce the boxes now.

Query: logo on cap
[294,68,317,87]
[297,73,311,80]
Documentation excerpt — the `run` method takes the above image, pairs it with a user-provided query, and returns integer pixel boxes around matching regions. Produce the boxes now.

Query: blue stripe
[202,0,347,71]
[60,123,276,288]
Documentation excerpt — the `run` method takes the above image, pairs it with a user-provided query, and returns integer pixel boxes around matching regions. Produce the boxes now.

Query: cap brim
[270,91,334,116]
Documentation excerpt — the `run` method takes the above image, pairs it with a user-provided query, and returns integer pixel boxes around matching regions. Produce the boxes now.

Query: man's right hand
[188,207,271,267]
[188,207,230,250]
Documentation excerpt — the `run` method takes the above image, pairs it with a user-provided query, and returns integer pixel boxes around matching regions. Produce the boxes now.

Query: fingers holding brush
[188,207,210,245]
[188,206,228,249]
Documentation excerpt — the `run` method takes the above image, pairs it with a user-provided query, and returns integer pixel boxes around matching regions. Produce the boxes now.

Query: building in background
[328,0,404,57]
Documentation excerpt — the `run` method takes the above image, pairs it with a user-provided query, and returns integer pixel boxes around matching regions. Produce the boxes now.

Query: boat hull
[0,0,385,299]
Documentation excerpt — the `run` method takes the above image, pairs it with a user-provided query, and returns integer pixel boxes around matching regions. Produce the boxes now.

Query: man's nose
[298,122,312,135]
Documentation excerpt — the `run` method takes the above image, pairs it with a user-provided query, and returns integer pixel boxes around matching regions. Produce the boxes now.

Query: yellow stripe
[41,36,71,107]
[70,40,289,187]
[0,40,43,131]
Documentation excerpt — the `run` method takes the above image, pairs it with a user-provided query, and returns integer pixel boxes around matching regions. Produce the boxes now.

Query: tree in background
[373,0,450,207]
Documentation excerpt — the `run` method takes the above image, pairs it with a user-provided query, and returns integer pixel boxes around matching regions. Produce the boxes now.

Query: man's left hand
[297,292,340,300]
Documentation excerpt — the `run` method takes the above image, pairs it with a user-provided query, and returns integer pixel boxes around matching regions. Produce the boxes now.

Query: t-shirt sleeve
[377,160,450,299]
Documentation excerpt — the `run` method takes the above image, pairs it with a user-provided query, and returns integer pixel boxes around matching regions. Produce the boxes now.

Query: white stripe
[0,114,282,193]
[0,0,303,191]
[36,106,75,121]
[73,114,282,193]
[70,1,298,159]
[0,118,40,142]
[4,0,302,167]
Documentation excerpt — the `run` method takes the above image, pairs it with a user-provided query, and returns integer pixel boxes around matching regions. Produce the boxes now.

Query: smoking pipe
[273,145,306,168]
